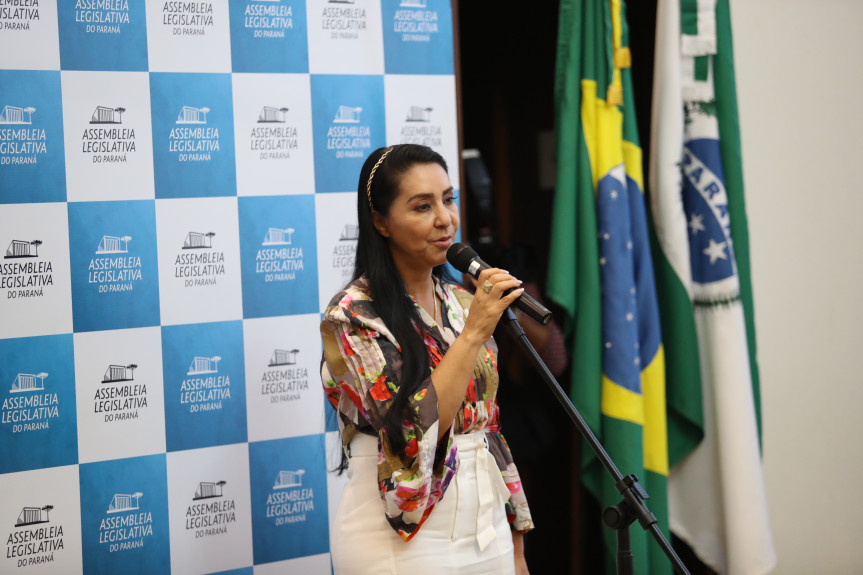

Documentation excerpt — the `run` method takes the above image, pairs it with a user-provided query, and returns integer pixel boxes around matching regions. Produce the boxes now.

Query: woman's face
[373,162,460,276]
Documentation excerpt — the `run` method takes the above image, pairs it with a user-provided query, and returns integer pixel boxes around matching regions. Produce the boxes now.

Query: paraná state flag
[649,0,776,572]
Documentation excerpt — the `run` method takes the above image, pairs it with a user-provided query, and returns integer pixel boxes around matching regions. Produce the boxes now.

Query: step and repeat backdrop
[0,1,458,573]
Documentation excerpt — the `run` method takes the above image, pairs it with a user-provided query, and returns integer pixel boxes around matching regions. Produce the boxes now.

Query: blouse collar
[411,277,459,346]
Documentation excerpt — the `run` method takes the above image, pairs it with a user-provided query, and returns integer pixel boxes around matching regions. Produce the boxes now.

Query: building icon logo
[273,470,305,489]
[90,106,125,124]
[185,479,237,537]
[193,480,226,500]
[4,367,60,433]
[262,227,294,246]
[5,239,41,259]
[333,105,362,124]
[0,105,35,125]
[258,107,289,123]
[11,372,48,393]
[96,235,132,254]
[399,103,441,146]
[175,233,226,287]
[261,347,309,402]
[339,225,359,241]
[250,106,298,161]
[332,225,358,281]
[176,106,210,124]
[102,364,137,383]
[269,349,299,366]
[400,0,427,6]
[16,505,53,527]
[187,356,221,376]
[406,106,433,122]
[183,231,215,249]
[329,0,355,4]
[10,504,66,562]
[107,493,143,514]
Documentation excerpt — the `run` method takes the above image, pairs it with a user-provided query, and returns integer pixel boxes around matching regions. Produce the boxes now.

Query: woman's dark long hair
[354,144,452,459]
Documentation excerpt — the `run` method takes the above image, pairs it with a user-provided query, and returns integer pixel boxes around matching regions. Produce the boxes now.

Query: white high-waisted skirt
[331,431,515,575]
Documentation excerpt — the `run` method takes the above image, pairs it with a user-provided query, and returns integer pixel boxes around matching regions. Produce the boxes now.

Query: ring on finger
[482,279,494,294]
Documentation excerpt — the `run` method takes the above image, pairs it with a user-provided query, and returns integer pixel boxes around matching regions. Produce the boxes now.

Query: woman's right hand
[431,268,523,439]
[462,268,524,344]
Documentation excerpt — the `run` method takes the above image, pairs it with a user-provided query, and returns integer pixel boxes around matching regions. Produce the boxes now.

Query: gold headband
[366,147,393,212]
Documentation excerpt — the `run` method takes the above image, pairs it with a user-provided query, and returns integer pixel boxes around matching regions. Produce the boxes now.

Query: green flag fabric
[714,0,763,441]
[549,1,671,573]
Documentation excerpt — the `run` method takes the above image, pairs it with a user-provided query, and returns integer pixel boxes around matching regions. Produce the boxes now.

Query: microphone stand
[500,309,690,575]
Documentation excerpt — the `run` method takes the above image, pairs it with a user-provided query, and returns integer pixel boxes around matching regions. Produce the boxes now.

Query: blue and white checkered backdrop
[0,1,457,572]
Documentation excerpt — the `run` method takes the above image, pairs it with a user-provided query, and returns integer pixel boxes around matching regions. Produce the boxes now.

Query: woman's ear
[371,211,390,238]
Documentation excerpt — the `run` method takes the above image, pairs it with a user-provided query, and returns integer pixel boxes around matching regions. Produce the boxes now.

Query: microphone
[447,243,552,325]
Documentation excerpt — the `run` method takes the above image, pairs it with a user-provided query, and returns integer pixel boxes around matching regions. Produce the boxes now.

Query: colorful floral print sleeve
[320,276,534,541]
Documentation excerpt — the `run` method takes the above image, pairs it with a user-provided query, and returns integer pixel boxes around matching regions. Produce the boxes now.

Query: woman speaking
[320,144,534,574]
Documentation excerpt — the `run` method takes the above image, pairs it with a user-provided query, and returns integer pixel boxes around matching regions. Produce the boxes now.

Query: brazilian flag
[548,1,671,573]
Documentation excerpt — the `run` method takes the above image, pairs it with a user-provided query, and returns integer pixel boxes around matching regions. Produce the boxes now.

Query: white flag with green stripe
[650,0,776,572]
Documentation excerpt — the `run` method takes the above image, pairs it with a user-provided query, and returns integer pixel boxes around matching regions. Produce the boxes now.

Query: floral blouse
[320,276,534,542]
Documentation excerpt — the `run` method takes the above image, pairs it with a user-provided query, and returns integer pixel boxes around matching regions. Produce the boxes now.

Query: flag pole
[500,309,691,575]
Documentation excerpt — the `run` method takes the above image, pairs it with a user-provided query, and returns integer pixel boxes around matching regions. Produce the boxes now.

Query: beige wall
[730,0,863,572]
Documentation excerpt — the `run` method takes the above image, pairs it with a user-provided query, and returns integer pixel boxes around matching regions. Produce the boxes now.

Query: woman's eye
[415,203,431,212]
[445,195,458,204]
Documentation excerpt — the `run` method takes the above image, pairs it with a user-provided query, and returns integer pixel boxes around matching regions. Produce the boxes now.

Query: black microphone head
[446,243,477,273]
